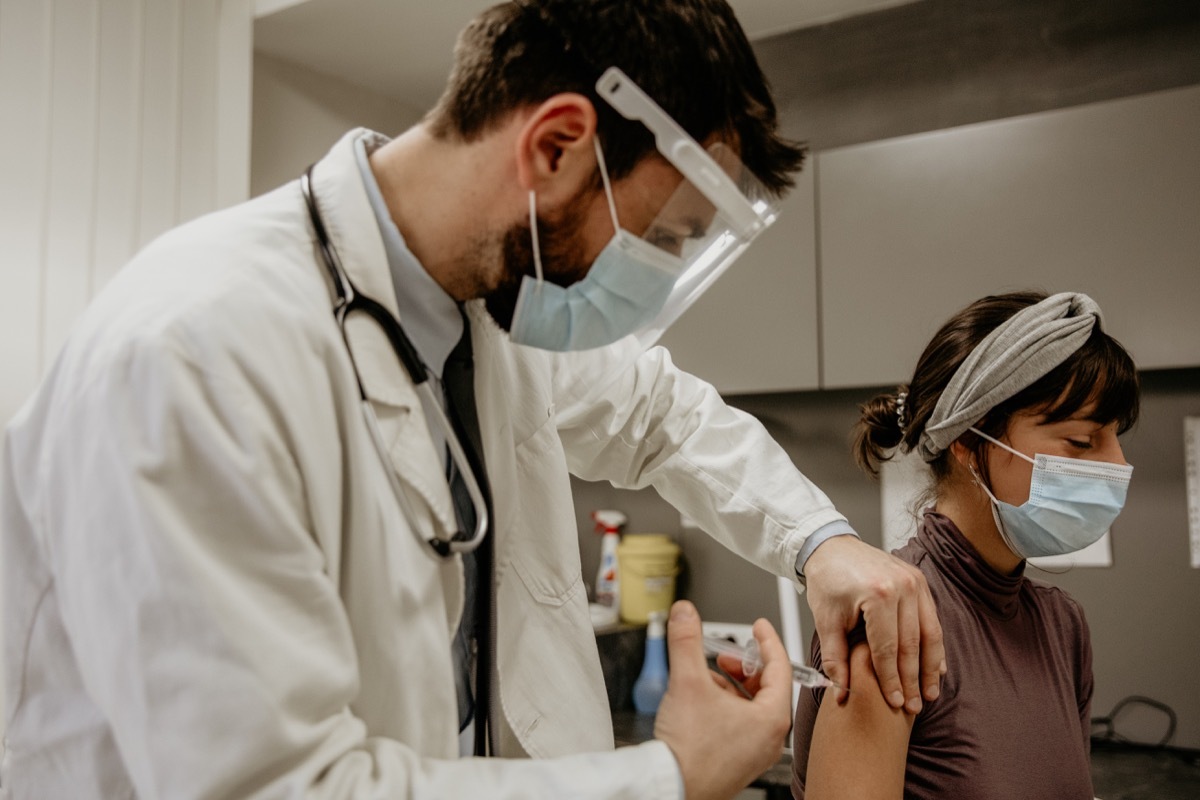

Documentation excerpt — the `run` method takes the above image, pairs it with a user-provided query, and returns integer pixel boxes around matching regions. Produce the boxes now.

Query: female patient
[791,291,1139,800]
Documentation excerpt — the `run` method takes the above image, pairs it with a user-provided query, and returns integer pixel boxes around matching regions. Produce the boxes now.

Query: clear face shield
[539,68,781,403]
[595,67,780,350]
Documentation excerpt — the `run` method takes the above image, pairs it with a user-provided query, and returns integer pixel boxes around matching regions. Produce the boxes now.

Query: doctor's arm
[553,344,944,712]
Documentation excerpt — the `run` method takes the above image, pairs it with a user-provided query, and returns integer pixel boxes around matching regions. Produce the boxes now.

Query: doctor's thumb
[665,600,708,689]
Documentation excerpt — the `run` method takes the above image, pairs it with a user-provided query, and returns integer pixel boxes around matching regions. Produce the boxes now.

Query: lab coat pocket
[506,414,584,607]
[510,557,584,608]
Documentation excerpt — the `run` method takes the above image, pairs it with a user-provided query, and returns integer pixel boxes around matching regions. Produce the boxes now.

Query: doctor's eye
[1066,438,1093,450]
[645,227,686,255]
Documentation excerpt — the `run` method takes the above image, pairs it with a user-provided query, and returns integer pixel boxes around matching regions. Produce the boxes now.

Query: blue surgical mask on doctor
[968,426,1133,559]
[508,138,685,351]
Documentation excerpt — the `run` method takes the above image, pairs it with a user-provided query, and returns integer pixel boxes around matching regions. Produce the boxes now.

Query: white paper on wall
[1186,416,1200,569]
[879,451,929,553]
[1028,530,1113,569]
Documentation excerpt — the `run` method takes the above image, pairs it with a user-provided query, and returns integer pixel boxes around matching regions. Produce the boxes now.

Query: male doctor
[1,1,943,798]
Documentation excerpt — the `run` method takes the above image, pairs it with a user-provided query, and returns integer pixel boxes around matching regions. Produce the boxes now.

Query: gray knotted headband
[916,292,1103,462]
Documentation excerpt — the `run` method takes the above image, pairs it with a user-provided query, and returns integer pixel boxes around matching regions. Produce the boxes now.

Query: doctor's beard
[484,192,593,332]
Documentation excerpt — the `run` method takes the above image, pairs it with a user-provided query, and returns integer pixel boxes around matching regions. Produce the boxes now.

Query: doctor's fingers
[917,571,947,701]
[862,560,935,714]
[812,611,851,705]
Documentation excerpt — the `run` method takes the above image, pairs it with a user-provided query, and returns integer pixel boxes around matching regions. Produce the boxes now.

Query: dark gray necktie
[442,310,493,755]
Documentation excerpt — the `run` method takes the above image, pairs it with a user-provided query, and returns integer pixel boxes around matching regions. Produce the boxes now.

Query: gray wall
[754,0,1200,151]
[572,0,1200,749]
[251,53,422,198]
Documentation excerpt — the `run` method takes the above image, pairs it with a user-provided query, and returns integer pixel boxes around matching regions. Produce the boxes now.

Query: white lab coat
[0,130,848,799]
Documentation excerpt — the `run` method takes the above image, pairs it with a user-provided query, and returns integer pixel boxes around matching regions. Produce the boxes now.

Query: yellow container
[617,534,681,624]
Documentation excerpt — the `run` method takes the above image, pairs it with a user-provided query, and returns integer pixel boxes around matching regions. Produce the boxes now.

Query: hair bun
[853,388,907,476]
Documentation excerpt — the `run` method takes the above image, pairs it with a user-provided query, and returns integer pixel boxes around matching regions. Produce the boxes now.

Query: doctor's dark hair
[424,0,805,194]
[854,291,1140,490]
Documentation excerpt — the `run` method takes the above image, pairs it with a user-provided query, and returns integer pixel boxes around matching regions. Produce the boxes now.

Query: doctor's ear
[514,93,598,203]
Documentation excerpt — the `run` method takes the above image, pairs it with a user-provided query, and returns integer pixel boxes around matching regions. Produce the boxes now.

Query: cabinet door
[818,84,1200,389]
[657,164,820,394]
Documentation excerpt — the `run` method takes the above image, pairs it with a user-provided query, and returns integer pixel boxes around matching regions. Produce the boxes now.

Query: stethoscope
[300,166,489,556]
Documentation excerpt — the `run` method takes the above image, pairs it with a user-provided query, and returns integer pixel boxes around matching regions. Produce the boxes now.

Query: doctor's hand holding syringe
[652,600,795,800]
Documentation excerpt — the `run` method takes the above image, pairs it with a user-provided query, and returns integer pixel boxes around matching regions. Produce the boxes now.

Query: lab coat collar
[308,129,421,409]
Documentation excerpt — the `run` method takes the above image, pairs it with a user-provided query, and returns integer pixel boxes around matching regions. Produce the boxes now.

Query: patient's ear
[948,440,980,483]
[948,440,970,468]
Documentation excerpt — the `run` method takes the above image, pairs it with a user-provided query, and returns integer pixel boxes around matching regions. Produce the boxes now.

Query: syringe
[702,635,844,692]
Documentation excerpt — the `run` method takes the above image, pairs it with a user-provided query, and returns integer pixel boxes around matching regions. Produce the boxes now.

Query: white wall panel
[0,0,52,423]
[137,0,182,246]
[178,0,218,221]
[41,0,99,365]
[216,0,252,207]
[92,0,143,291]
[0,0,253,431]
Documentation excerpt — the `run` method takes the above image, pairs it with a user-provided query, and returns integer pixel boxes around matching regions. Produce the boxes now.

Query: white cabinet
[817,84,1200,389]
[658,164,821,393]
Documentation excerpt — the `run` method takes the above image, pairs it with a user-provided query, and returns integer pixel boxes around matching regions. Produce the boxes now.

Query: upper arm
[803,641,914,800]
[553,344,717,486]
[554,343,846,581]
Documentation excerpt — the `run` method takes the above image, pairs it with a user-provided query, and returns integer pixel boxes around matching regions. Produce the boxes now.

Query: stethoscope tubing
[300,167,488,556]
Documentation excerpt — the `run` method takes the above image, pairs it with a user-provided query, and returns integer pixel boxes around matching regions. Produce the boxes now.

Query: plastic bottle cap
[592,509,628,533]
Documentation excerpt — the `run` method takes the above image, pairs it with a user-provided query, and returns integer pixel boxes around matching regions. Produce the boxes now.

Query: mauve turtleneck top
[791,511,1094,800]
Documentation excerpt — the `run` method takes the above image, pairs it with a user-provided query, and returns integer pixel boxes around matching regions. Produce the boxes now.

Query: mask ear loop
[528,190,544,294]
[967,461,1027,557]
[966,438,1033,561]
[593,137,621,235]
[969,425,1036,466]
[968,462,1000,504]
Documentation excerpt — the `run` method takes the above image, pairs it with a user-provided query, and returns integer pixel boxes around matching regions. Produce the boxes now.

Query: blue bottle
[633,611,669,715]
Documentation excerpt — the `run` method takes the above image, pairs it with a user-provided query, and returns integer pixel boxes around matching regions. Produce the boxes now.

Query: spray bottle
[633,611,669,715]
[592,509,626,611]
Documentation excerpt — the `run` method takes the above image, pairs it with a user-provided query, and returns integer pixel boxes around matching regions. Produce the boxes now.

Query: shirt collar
[353,133,463,380]
[919,509,1025,620]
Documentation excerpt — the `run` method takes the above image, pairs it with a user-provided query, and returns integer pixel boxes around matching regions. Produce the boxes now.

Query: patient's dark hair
[424,0,805,194]
[853,291,1140,492]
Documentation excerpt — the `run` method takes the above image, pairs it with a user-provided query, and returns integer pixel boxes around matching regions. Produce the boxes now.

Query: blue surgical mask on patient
[967,426,1133,559]
[508,139,683,352]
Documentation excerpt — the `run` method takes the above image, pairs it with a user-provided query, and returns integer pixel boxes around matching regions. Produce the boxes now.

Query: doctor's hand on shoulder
[653,601,791,800]
[803,535,946,715]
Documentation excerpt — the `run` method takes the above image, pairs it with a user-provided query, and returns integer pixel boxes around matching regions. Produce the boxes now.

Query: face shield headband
[592,67,780,351]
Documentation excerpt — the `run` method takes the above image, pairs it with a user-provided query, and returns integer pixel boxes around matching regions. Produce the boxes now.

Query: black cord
[1091,694,1178,749]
